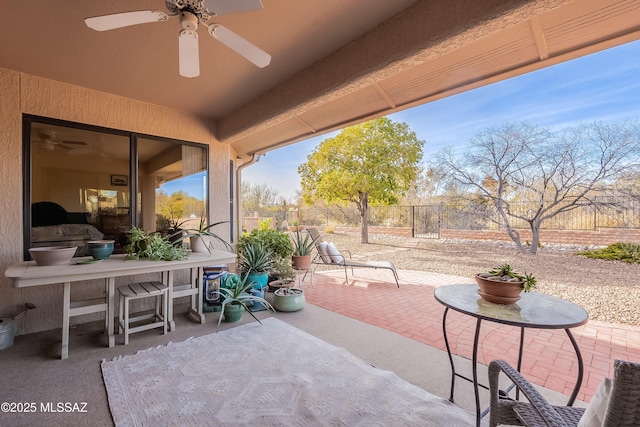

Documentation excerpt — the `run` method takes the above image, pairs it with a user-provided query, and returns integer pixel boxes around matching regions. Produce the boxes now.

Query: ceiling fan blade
[85,10,168,31]
[179,30,200,78]
[203,0,263,15]
[208,25,271,68]
[60,140,87,146]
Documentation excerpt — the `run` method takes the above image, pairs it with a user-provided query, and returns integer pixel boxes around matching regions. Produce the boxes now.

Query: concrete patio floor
[302,267,640,404]
[2,266,638,426]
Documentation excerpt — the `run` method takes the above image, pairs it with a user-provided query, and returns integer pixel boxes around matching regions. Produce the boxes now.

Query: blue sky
[243,39,640,201]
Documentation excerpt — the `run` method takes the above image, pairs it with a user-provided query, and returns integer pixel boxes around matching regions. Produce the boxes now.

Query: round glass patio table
[434,284,589,427]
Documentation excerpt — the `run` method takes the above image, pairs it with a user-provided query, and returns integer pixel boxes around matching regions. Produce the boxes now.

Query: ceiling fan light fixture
[41,142,55,151]
[179,11,199,31]
[179,30,200,78]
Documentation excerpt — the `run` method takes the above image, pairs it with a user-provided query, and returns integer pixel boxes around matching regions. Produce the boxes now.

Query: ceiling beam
[216,0,573,144]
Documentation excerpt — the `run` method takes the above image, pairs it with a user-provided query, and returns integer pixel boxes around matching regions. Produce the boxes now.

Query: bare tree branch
[434,121,640,254]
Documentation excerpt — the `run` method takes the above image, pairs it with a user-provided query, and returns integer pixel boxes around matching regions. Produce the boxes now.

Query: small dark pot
[223,302,245,322]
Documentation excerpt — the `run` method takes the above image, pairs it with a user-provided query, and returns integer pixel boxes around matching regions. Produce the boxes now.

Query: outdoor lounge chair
[488,359,640,427]
[307,228,399,287]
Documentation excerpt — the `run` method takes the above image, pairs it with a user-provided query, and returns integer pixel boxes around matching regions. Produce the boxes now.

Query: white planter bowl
[28,246,77,266]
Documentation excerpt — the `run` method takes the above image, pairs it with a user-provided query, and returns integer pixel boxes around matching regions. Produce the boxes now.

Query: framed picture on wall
[111,175,128,186]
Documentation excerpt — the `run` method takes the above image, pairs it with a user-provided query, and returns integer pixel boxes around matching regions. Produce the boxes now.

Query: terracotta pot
[268,279,294,292]
[475,274,523,304]
[288,225,306,232]
[291,255,312,270]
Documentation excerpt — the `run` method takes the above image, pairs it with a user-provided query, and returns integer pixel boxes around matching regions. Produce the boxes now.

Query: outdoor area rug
[102,318,476,426]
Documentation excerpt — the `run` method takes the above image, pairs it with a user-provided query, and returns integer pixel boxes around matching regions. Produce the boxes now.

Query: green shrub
[577,242,640,264]
[124,227,188,261]
[237,228,293,260]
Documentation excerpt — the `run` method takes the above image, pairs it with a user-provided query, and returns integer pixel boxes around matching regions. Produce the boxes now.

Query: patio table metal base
[434,284,588,427]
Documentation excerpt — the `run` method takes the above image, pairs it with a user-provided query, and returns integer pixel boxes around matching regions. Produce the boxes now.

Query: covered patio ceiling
[1,0,639,158]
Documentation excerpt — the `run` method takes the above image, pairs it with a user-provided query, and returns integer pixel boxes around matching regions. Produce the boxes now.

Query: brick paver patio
[301,268,640,403]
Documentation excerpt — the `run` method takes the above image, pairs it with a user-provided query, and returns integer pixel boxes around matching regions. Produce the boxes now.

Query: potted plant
[290,229,317,270]
[237,226,293,283]
[238,242,274,290]
[475,263,536,304]
[214,272,275,329]
[169,216,231,253]
[270,257,295,284]
[272,286,305,312]
[124,226,188,261]
[288,220,305,232]
[157,207,187,246]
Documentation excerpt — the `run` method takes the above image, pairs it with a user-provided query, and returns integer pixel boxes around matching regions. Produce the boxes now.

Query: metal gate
[411,205,440,238]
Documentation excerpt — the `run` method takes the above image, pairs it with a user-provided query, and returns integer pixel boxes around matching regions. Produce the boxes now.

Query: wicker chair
[488,359,640,426]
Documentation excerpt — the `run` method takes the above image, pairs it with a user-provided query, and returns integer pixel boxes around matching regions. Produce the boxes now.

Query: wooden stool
[117,281,168,345]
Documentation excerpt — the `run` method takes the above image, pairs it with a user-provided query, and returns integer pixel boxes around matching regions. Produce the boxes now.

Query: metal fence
[243,196,640,235]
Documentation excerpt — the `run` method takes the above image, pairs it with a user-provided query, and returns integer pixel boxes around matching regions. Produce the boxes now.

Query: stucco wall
[0,68,230,334]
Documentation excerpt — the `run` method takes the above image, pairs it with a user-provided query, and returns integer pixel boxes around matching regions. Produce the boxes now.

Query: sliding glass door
[24,115,208,259]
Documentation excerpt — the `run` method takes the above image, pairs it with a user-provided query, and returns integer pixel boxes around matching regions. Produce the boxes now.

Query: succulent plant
[479,263,537,292]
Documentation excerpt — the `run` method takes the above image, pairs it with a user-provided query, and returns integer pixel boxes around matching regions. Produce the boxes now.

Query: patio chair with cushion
[307,228,399,287]
[488,359,640,427]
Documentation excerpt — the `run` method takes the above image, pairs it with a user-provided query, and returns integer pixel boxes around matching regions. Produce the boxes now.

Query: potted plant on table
[214,272,275,329]
[290,229,318,270]
[124,227,188,261]
[475,263,536,304]
[169,216,231,253]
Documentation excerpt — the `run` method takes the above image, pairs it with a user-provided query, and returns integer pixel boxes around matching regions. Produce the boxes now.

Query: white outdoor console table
[5,250,236,359]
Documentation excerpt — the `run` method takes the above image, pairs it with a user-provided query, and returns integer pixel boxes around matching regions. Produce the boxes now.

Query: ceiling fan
[84,0,271,78]
[33,132,88,151]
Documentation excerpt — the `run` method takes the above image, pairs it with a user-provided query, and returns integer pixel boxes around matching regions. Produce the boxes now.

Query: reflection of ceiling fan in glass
[84,0,271,78]
[33,132,87,151]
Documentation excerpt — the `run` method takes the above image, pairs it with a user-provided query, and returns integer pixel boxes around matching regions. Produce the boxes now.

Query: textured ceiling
[1,0,639,158]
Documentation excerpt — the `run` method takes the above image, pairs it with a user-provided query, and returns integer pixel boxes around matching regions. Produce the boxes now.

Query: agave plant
[214,272,275,329]
[238,242,274,275]
[291,229,318,256]
[483,263,537,292]
[167,216,231,253]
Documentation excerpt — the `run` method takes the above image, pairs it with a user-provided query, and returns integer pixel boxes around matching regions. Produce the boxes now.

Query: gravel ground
[317,231,640,327]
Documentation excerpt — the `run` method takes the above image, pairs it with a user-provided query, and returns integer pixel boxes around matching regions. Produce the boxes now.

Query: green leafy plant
[272,257,295,280]
[124,226,188,261]
[291,229,318,256]
[238,242,274,275]
[481,263,537,292]
[214,272,275,329]
[238,228,292,259]
[488,263,517,278]
[257,218,273,231]
[578,242,640,264]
